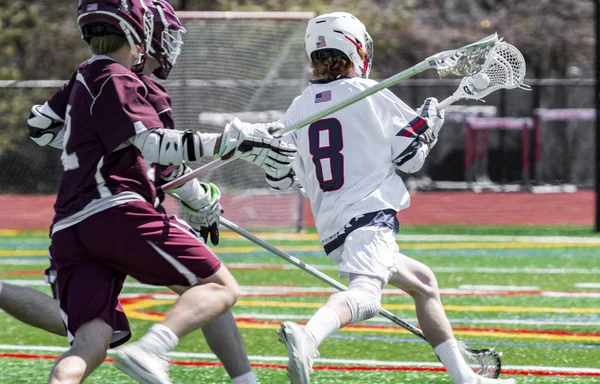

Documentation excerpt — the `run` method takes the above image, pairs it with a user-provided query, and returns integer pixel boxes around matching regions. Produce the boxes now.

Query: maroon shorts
[51,201,222,347]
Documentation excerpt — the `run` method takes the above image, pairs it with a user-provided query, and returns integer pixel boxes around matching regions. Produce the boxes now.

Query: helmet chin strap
[119,20,143,65]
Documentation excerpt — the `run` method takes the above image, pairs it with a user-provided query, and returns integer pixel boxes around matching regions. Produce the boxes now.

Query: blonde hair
[89,34,127,55]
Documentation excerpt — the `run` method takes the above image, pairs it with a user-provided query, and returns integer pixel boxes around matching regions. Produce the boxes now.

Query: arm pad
[130,128,220,165]
[27,103,65,148]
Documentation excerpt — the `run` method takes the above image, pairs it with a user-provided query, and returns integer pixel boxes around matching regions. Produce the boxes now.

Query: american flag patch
[316,36,326,48]
[315,90,331,103]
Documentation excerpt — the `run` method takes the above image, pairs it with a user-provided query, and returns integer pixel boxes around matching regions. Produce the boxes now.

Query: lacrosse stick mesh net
[435,34,499,77]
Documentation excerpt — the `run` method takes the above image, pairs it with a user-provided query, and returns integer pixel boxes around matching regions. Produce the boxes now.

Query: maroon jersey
[46,71,177,190]
[52,56,164,234]
[46,62,86,120]
[139,74,173,129]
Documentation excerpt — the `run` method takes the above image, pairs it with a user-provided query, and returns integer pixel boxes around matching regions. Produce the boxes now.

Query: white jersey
[279,77,426,243]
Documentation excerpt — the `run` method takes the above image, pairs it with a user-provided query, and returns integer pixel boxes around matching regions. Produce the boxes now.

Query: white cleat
[114,341,172,384]
[277,322,320,384]
[477,377,516,384]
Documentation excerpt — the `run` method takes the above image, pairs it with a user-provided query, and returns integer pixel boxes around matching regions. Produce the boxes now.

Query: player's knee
[205,282,239,309]
[412,268,439,298]
[415,265,439,295]
[334,275,383,323]
[51,361,88,384]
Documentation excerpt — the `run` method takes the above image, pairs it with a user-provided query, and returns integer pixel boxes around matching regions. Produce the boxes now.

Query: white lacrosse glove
[416,97,445,149]
[218,118,296,171]
[265,165,301,191]
[179,182,223,246]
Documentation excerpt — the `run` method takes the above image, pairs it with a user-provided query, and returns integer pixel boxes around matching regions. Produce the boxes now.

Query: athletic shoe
[114,340,172,384]
[277,321,320,384]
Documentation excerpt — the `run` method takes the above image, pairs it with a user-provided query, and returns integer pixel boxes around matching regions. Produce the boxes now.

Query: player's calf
[48,318,112,384]
[0,282,66,337]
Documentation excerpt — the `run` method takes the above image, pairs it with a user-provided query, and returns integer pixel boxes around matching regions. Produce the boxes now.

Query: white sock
[231,371,257,384]
[305,306,341,346]
[434,339,478,384]
[140,324,179,353]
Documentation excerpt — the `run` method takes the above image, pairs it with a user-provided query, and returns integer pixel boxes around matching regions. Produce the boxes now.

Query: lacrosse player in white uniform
[266,12,515,384]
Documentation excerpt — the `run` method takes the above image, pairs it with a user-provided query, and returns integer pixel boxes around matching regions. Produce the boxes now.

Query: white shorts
[328,226,399,283]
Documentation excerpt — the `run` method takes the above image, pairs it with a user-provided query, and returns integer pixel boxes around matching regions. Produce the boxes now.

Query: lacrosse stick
[219,216,502,379]
[160,33,500,191]
[437,42,530,109]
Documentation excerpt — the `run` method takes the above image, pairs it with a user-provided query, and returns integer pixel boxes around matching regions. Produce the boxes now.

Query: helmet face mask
[161,28,183,65]
[305,12,374,79]
[148,0,186,79]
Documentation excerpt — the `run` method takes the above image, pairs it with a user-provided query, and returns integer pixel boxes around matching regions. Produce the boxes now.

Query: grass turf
[0,225,599,383]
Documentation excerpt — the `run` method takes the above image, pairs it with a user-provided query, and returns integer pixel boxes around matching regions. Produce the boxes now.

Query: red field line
[1,353,598,377]
[0,270,43,276]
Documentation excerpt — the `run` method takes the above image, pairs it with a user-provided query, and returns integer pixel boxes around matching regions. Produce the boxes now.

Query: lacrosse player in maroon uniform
[11,2,259,383]
[37,1,294,383]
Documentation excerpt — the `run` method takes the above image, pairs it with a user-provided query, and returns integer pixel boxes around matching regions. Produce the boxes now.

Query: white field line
[459,285,539,291]
[7,280,600,299]
[434,267,600,275]
[542,292,600,298]
[230,263,600,275]
[397,234,600,244]
[0,344,599,373]
[576,283,600,288]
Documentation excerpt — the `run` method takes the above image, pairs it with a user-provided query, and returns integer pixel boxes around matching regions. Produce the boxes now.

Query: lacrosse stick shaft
[437,95,461,110]
[276,61,431,137]
[275,33,498,137]
[161,62,431,192]
[160,35,498,191]
[161,84,477,194]
[219,216,427,341]
[161,157,235,192]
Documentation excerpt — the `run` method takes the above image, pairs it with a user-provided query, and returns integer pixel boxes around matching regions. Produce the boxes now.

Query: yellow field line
[122,299,600,341]
[0,229,48,237]
[0,250,48,257]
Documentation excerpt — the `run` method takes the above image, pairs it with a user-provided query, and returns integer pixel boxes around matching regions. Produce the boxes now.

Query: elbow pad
[28,104,65,147]
[394,141,429,174]
[131,129,205,165]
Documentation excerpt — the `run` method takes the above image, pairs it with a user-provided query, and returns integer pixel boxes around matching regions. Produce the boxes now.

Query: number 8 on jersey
[308,119,345,192]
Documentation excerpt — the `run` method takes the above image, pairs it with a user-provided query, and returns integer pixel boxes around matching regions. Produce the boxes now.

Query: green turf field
[0,226,599,383]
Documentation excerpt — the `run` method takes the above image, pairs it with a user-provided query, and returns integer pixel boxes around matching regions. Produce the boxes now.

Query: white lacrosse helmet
[305,12,373,78]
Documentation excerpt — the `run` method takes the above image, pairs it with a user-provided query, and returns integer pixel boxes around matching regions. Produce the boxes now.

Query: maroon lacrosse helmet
[77,0,154,67]
[147,0,186,79]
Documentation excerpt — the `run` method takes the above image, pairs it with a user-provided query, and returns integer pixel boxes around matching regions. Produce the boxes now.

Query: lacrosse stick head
[459,343,502,379]
[453,42,529,101]
[429,34,499,77]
